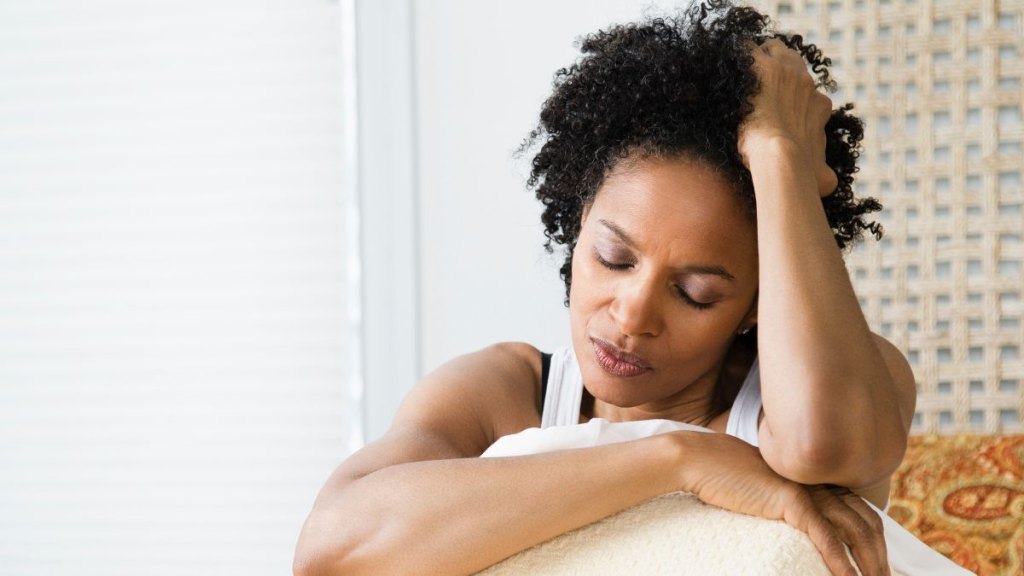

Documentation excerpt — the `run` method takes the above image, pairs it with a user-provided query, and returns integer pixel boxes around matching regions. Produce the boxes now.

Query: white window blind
[0,1,359,575]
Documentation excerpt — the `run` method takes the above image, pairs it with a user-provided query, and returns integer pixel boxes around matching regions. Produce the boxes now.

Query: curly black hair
[522,0,883,305]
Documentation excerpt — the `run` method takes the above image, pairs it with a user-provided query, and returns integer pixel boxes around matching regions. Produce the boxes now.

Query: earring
[738,326,752,335]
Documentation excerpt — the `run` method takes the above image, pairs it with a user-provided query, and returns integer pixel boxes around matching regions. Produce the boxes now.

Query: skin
[293,40,916,576]
[570,155,760,429]
[739,40,915,497]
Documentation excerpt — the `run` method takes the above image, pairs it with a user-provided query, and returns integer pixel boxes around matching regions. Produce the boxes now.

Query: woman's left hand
[672,430,890,576]
[737,38,838,198]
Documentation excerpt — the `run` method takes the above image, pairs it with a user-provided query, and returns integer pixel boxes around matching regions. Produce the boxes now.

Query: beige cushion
[478,491,833,576]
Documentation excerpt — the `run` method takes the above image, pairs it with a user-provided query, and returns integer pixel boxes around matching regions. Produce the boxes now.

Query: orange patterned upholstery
[889,435,1024,575]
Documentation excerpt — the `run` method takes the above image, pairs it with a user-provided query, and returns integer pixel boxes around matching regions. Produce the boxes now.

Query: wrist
[648,430,707,495]
[741,133,811,172]
[743,135,824,199]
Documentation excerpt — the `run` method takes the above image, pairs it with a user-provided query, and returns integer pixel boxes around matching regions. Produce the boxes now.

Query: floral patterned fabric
[889,435,1024,576]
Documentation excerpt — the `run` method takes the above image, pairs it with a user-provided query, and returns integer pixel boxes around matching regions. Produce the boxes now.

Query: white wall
[0,2,358,574]
[359,0,694,440]
[412,0,684,374]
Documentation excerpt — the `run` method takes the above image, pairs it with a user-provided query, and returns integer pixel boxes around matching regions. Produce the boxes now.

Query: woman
[294,2,917,575]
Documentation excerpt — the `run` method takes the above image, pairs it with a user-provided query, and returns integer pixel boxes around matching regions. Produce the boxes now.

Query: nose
[608,274,663,337]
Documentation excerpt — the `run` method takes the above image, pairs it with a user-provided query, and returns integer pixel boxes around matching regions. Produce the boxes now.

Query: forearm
[749,137,906,484]
[295,434,679,576]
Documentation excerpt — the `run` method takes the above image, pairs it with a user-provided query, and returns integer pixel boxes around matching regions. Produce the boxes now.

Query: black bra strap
[539,351,552,413]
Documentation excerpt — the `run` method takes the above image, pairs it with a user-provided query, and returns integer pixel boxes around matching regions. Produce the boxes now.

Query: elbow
[808,437,905,487]
[761,426,907,488]
[293,544,345,576]
[294,513,405,576]
[294,523,369,576]
[294,545,372,576]
[292,553,322,576]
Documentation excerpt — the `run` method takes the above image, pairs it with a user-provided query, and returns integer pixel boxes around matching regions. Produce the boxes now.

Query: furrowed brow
[679,265,736,283]
[599,219,737,283]
[598,219,636,248]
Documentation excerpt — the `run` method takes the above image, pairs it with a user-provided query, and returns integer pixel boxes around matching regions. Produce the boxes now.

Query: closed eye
[595,250,716,311]
[594,251,633,270]
[674,286,715,310]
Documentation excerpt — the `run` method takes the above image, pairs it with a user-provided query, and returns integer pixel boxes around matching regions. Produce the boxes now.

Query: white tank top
[540,346,762,446]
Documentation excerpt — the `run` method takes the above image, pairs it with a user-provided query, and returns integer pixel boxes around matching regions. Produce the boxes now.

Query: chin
[580,365,649,408]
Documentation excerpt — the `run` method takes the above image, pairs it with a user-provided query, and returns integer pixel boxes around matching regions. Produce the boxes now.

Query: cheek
[662,303,746,346]
[568,253,608,330]
[569,249,592,300]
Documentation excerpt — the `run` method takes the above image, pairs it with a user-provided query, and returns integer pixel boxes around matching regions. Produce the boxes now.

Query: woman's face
[569,155,759,412]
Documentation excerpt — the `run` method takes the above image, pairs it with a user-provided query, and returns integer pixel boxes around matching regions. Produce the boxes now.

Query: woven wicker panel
[748,0,1024,434]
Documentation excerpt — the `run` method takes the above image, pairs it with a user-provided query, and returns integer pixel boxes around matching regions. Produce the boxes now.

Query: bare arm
[296,431,680,575]
[293,343,681,576]
[738,40,916,491]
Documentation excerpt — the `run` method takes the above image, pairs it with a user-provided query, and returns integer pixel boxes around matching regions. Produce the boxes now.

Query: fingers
[741,36,836,189]
[783,491,860,576]
[813,486,890,576]
[755,38,806,69]
[756,38,788,55]
[805,513,860,576]
[784,485,891,576]
[839,490,890,575]
[753,38,820,93]
[811,91,834,123]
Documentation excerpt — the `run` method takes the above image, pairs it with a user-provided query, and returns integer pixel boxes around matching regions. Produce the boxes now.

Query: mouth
[590,337,653,378]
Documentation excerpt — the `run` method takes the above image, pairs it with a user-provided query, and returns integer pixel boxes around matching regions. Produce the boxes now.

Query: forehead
[588,156,757,269]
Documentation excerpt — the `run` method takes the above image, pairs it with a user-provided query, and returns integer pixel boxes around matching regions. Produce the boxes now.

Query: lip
[591,337,653,378]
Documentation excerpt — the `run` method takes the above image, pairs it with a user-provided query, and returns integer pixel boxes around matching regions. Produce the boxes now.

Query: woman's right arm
[295,428,682,575]
[292,343,683,576]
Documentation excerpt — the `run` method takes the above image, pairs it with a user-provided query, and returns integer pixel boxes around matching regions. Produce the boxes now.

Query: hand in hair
[738,38,839,198]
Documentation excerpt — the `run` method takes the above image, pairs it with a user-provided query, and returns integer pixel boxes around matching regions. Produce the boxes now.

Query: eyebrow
[599,219,639,248]
[597,218,737,283]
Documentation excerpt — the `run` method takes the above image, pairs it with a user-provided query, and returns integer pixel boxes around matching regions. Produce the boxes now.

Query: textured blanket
[889,435,1024,576]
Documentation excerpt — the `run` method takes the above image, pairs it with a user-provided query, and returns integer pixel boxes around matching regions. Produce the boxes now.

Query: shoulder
[390,342,544,456]
[479,341,544,381]
[325,343,543,487]
[869,331,917,428]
